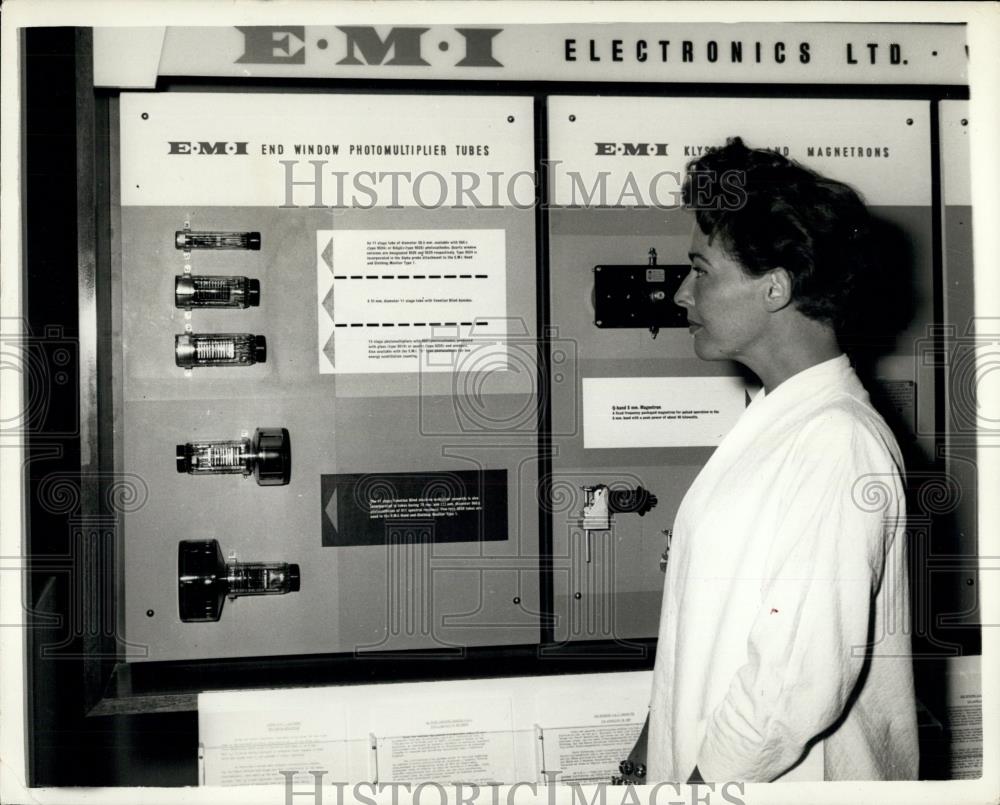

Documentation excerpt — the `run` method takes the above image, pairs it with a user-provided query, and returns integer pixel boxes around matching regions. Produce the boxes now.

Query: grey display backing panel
[115,102,947,659]
[120,206,541,662]
[943,205,979,625]
[547,205,937,643]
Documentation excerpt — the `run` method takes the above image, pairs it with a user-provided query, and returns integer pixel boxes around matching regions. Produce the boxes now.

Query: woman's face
[673,224,772,363]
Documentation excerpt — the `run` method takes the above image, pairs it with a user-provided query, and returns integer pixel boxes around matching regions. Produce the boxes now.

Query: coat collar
[677,354,863,520]
[744,353,863,421]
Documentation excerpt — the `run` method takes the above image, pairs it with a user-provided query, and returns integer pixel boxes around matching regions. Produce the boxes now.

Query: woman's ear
[763,267,793,312]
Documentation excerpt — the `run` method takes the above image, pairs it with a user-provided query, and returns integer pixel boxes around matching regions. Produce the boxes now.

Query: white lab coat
[647,354,918,782]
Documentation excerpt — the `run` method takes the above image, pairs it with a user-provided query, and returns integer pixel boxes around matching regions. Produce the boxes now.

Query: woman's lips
[688,321,703,333]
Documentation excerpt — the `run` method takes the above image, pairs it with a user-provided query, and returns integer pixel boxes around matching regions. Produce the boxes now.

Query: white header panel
[96,23,967,87]
[548,96,932,207]
[120,92,535,208]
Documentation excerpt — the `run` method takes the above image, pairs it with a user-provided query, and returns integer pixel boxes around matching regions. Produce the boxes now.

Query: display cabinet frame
[19,25,977,787]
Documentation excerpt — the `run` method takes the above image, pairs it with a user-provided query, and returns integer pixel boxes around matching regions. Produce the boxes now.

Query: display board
[546,96,936,643]
[117,90,946,659]
[6,10,989,797]
[119,93,541,661]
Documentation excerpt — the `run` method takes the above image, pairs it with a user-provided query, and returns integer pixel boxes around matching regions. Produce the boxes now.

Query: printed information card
[317,229,508,374]
[582,376,748,448]
[321,469,509,547]
[198,672,653,785]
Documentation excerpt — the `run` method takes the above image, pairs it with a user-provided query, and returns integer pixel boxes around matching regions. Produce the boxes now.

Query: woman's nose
[674,273,693,308]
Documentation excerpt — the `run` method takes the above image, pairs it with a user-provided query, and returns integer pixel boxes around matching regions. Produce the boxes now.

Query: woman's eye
[691,265,706,277]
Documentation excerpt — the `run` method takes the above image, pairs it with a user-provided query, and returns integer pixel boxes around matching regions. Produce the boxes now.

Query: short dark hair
[682,136,875,333]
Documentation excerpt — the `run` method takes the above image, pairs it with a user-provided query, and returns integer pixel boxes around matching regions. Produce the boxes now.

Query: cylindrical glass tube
[175,333,266,369]
[178,539,301,622]
[176,427,291,486]
[226,561,299,597]
[176,437,254,476]
[175,275,260,309]
[175,230,261,250]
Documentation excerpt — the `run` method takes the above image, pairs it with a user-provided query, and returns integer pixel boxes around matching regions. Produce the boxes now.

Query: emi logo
[595,142,670,156]
[168,141,249,155]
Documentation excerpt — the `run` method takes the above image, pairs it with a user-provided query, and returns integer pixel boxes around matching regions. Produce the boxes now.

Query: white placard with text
[583,376,748,448]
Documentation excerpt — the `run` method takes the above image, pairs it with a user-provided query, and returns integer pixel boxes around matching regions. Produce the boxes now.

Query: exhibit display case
[6,15,983,790]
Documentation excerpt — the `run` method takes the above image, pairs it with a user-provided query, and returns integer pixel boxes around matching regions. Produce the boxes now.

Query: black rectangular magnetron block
[593,264,689,329]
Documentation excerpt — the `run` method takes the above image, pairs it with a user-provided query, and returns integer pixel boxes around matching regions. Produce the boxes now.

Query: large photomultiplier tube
[177,539,301,623]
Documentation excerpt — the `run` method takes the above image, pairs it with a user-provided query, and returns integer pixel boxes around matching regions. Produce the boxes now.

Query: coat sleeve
[695,408,904,782]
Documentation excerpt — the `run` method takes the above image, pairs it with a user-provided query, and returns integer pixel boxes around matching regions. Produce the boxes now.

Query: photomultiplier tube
[176,427,291,486]
[177,539,300,623]
[175,275,260,309]
[175,333,266,368]
[175,229,261,250]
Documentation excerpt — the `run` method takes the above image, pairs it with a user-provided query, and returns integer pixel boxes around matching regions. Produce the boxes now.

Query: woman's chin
[692,339,720,361]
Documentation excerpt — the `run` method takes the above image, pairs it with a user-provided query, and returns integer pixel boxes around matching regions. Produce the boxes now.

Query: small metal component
[583,484,658,528]
[607,486,657,516]
[593,257,687,331]
[176,427,291,486]
[582,486,611,532]
[175,274,260,309]
[660,529,674,572]
[582,485,659,563]
[178,539,300,622]
[582,485,610,564]
[175,228,261,251]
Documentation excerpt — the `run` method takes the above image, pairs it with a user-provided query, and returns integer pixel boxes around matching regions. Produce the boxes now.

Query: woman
[625,138,918,783]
